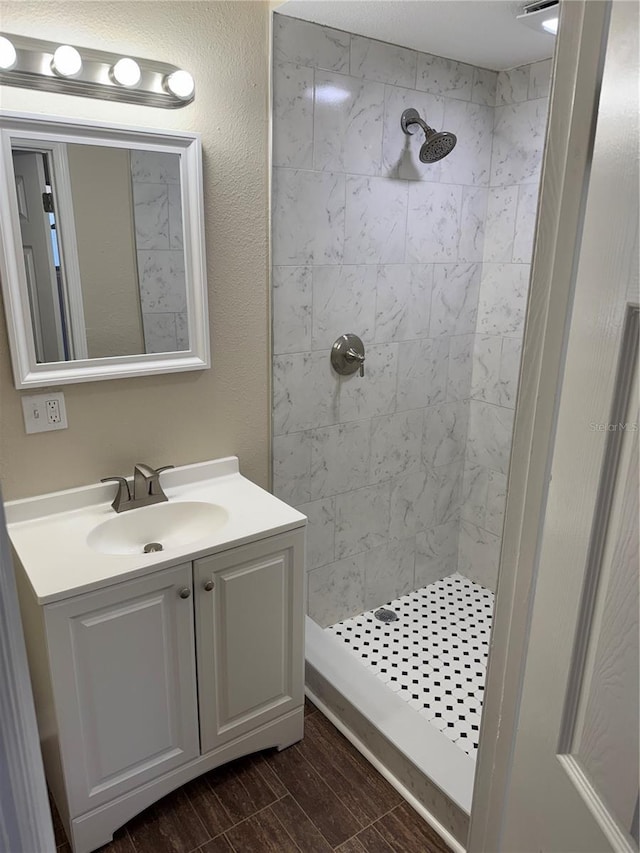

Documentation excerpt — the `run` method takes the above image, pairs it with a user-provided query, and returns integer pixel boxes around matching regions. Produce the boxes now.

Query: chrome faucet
[101,463,174,513]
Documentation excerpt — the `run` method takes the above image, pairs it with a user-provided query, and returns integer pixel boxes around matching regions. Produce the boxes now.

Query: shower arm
[400,108,435,137]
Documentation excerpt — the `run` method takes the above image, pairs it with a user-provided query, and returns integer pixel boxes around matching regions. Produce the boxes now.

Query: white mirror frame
[0,111,210,388]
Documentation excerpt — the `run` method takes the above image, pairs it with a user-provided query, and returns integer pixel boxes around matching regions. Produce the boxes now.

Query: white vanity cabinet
[15,526,305,853]
[194,531,304,753]
[44,562,200,816]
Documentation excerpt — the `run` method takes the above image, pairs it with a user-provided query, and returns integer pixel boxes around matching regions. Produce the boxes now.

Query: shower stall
[271,10,552,848]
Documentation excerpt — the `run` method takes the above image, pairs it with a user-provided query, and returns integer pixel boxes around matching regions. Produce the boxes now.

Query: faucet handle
[100,477,132,513]
[155,465,174,475]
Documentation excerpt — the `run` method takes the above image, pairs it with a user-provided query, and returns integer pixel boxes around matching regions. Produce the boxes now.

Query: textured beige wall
[0,1,271,499]
[67,145,144,358]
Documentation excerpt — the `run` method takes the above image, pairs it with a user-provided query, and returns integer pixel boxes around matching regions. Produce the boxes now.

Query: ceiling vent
[516,0,560,35]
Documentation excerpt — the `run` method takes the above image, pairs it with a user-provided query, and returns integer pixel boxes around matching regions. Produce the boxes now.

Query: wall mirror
[0,112,209,388]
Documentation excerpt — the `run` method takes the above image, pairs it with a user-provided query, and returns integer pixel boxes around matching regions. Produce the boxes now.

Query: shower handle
[345,347,365,377]
[331,333,366,378]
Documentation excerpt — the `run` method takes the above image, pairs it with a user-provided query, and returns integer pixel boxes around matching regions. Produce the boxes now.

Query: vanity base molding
[70,708,303,853]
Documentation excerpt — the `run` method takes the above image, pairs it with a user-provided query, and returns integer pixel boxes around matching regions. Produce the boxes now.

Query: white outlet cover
[21,392,68,434]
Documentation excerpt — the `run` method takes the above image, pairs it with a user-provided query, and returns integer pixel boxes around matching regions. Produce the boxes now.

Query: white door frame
[468,1,614,849]
[0,489,56,852]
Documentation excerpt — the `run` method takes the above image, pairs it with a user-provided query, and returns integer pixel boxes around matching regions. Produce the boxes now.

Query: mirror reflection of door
[11,142,188,363]
[12,150,68,363]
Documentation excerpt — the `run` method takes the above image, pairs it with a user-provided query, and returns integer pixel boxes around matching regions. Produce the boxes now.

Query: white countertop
[6,457,306,605]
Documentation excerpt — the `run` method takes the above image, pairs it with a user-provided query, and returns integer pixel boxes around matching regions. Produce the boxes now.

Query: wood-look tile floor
[52,700,452,853]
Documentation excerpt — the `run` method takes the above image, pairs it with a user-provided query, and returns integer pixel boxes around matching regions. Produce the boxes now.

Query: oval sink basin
[87,501,228,556]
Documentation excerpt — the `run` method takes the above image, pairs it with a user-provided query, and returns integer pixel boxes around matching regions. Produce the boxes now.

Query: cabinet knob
[203,580,214,592]
[178,587,191,599]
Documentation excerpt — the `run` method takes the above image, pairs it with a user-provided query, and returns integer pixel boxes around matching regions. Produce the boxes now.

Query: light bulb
[0,36,17,70]
[542,17,558,35]
[112,57,141,87]
[165,69,195,100]
[52,44,82,77]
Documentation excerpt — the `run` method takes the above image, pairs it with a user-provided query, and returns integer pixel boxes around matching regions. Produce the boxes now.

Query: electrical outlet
[21,392,68,434]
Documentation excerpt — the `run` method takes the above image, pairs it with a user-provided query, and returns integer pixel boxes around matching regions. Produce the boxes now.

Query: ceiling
[275,1,556,71]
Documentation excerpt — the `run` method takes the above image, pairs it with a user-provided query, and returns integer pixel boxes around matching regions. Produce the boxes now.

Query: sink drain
[143,542,164,553]
[374,607,399,623]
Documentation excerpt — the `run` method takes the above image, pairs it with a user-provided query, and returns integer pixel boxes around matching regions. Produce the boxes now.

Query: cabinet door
[195,530,304,754]
[44,563,199,816]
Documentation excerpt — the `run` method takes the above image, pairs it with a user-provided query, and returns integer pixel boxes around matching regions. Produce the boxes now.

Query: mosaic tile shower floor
[326,572,494,758]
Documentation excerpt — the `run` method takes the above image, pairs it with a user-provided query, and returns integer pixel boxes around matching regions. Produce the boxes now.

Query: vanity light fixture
[111,57,141,88]
[0,36,17,70]
[165,69,195,100]
[51,44,82,77]
[0,32,195,107]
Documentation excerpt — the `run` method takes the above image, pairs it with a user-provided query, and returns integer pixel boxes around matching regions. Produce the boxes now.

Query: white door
[12,150,65,363]
[470,1,639,850]
[44,563,199,816]
[194,531,304,754]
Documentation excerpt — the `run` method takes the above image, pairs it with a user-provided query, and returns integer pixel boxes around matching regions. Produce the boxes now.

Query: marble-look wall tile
[273,61,314,169]
[430,263,481,337]
[458,187,488,263]
[273,168,345,265]
[339,343,398,421]
[389,468,438,539]
[314,71,384,175]
[273,431,311,505]
[308,555,365,626]
[491,98,548,186]
[415,521,459,586]
[422,401,468,467]
[364,538,416,609]
[433,460,463,526]
[416,53,473,101]
[483,187,518,262]
[438,100,494,187]
[406,183,462,263]
[133,184,170,250]
[131,150,180,184]
[138,252,187,313]
[495,66,530,106]
[350,35,417,88]
[312,265,377,351]
[273,351,339,434]
[499,337,523,408]
[344,175,408,263]
[447,334,474,402]
[175,312,188,351]
[396,337,449,411]
[167,184,183,249]
[370,410,423,482]
[274,15,350,72]
[335,483,391,558]
[528,59,553,100]
[476,263,530,336]
[513,185,539,263]
[142,313,176,353]
[458,520,501,591]
[471,68,498,107]
[472,333,522,409]
[272,266,312,355]
[466,400,515,474]
[485,470,507,536]
[374,264,432,342]
[471,334,502,404]
[461,462,489,528]
[296,497,335,570]
[381,85,444,180]
[309,421,371,500]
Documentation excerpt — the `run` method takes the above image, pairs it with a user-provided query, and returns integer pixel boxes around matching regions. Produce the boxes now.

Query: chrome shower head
[400,108,457,164]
